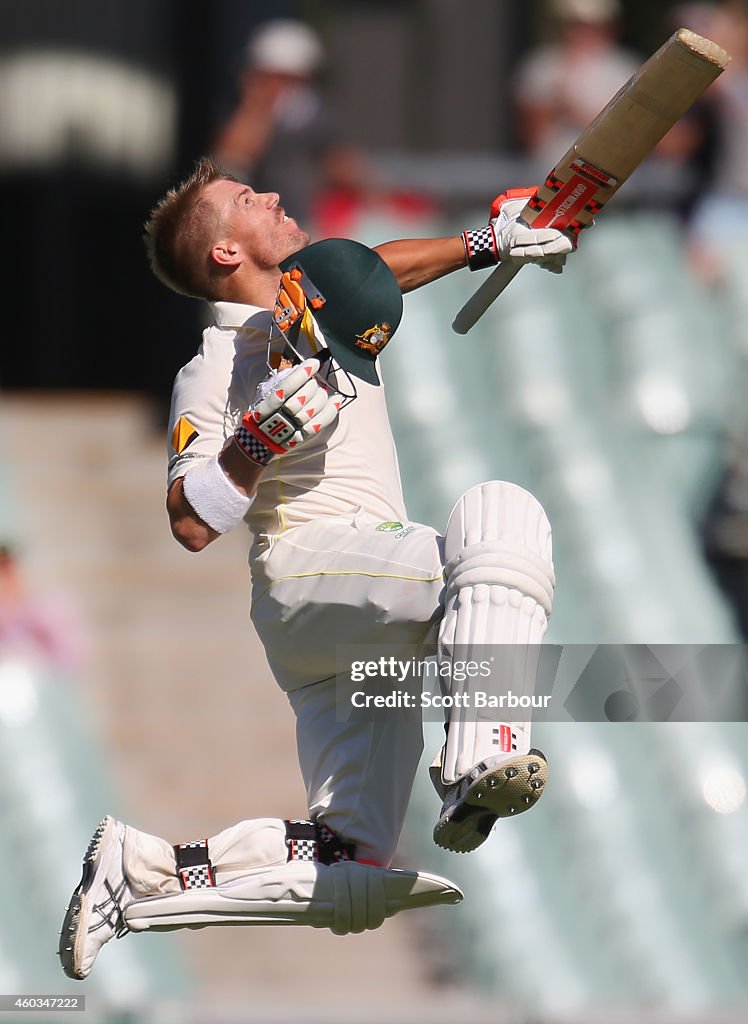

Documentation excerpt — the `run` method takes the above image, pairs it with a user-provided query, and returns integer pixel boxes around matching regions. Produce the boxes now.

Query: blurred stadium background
[2,0,748,1021]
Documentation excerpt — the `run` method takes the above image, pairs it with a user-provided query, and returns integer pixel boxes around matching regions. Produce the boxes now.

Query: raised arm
[374,188,577,294]
[373,236,467,293]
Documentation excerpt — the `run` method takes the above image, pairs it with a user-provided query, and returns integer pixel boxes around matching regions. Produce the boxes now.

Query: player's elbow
[171,518,212,553]
[166,478,217,553]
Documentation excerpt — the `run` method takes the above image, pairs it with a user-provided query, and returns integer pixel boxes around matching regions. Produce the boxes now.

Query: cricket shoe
[433,749,548,853]
[59,816,132,980]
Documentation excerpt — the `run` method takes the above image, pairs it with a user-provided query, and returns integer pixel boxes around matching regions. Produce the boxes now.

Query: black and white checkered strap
[285,819,356,865]
[234,407,304,466]
[233,421,275,466]
[462,225,499,271]
[174,839,216,890]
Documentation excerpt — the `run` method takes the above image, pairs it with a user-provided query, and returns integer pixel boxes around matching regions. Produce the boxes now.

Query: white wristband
[182,455,254,534]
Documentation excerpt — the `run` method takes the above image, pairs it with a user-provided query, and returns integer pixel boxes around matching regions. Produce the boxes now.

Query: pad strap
[285,819,356,865]
[173,839,216,890]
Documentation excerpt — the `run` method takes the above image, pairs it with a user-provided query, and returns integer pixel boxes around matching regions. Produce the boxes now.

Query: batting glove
[462,187,573,274]
[233,358,341,467]
[492,188,573,273]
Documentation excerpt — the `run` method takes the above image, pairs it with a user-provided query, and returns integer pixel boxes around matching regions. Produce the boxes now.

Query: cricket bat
[452,28,730,335]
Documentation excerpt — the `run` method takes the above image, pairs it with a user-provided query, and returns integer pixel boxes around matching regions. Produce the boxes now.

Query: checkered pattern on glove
[462,225,499,271]
[233,358,342,466]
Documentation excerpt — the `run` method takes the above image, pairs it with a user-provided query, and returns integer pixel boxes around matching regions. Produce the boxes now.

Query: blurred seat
[579,213,737,519]
[0,421,188,1002]
[0,658,188,1002]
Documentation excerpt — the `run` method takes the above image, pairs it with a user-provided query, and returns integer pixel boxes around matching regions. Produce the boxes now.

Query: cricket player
[59,158,571,980]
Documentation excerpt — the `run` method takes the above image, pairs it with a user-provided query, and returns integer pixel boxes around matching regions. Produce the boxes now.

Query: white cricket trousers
[250,508,445,866]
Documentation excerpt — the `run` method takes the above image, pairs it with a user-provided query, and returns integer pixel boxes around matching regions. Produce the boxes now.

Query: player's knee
[444,480,555,613]
[455,480,552,539]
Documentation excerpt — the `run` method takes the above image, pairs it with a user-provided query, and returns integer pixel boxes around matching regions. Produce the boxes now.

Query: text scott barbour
[350,690,552,709]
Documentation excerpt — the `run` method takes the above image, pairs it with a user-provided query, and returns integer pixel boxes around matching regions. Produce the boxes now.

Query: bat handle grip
[451,262,523,335]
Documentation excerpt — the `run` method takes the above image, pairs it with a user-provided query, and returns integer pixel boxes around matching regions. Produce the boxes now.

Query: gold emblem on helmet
[354,323,391,356]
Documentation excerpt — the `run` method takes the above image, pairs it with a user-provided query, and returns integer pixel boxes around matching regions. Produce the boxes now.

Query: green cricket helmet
[272,238,403,388]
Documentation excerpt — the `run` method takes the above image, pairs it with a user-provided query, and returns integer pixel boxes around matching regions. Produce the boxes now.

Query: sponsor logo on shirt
[172,416,199,454]
[375,521,415,539]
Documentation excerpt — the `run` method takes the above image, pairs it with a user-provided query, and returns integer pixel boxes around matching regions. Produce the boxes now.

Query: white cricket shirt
[167,301,407,538]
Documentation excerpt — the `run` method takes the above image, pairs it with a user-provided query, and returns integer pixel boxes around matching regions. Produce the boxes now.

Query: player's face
[206,178,309,269]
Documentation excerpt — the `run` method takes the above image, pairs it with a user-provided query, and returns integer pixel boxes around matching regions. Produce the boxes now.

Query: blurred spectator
[703,434,748,638]
[684,2,748,280]
[0,544,86,673]
[513,0,640,169]
[211,18,377,235]
[645,4,722,223]
[691,3,748,627]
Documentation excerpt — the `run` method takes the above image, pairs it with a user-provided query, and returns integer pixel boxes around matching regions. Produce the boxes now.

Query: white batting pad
[206,818,291,883]
[438,481,555,784]
[124,861,462,936]
[121,817,292,897]
[123,824,181,897]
